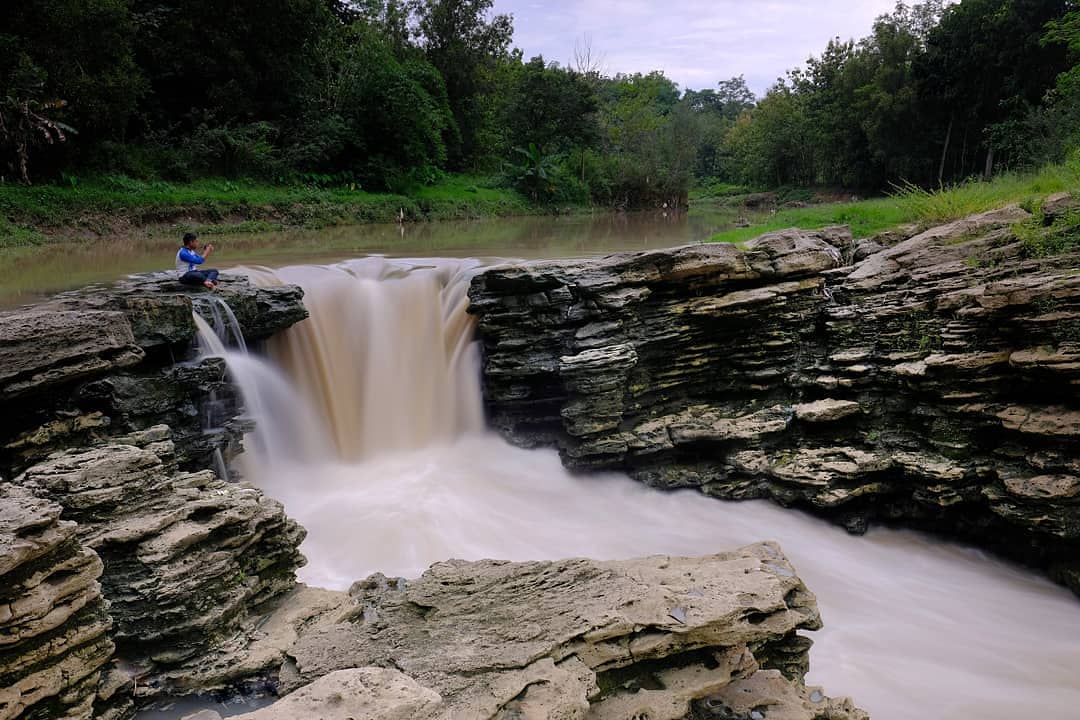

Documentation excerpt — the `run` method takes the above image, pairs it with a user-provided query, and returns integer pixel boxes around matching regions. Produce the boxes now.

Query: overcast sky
[494,0,900,96]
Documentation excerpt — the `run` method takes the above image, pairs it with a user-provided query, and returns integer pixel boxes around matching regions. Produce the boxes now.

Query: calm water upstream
[0,209,746,308]
[18,214,1076,720]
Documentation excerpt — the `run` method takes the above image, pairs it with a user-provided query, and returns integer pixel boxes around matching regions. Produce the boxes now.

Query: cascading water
[239,257,484,460]
[214,257,1079,720]
[194,295,248,354]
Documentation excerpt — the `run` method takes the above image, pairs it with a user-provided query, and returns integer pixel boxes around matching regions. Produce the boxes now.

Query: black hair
[182,232,197,246]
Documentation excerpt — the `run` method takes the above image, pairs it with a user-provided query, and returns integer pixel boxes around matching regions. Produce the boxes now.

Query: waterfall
[201,256,1080,720]
[193,294,247,353]
[240,257,485,461]
[193,302,332,465]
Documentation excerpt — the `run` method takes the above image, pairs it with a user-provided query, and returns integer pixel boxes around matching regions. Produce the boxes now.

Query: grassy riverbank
[0,174,557,248]
[709,158,1080,245]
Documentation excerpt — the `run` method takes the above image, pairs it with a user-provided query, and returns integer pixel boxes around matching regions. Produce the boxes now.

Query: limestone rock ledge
[468,203,1080,595]
[0,273,308,477]
[11,427,307,699]
[187,543,865,720]
[0,484,114,720]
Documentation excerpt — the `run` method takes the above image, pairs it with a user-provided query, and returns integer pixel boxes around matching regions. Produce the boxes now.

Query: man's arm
[202,243,213,259]
[179,248,205,265]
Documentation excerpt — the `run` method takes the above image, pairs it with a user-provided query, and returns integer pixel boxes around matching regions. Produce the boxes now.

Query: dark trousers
[180,269,220,286]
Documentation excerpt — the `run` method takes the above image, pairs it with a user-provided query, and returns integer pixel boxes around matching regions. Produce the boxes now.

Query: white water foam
[218,257,1080,720]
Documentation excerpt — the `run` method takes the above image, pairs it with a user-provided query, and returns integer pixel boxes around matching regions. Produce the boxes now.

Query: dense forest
[0,0,1076,208]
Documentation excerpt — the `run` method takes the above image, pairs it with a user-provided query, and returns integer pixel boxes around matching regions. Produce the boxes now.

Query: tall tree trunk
[937,116,954,188]
[983,146,995,181]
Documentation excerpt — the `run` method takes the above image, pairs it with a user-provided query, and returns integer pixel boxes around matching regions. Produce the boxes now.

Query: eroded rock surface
[0,273,307,476]
[194,543,863,720]
[0,484,114,720]
[11,427,308,698]
[469,204,1080,595]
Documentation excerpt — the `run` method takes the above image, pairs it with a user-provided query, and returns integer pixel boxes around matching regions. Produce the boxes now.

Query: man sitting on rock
[176,232,219,289]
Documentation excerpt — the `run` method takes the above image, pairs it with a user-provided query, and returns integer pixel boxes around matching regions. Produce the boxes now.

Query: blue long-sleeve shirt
[176,247,205,276]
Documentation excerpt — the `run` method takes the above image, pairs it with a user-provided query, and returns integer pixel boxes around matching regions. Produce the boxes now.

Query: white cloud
[496,0,899,95]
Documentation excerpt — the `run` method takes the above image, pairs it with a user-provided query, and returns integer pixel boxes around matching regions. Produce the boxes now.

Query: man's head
[182,232,198,249]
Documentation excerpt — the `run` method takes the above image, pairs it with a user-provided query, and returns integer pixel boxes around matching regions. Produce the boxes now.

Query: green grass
[710,197,912,245]
[710,156,1080,245]
[690,181,753,202]
[891,160,1079,225]
[0,217,45,246]
[0,173,541,247]
[1016,200,1080,258]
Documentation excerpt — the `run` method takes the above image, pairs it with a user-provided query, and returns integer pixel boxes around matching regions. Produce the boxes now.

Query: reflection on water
[0,209,749,308]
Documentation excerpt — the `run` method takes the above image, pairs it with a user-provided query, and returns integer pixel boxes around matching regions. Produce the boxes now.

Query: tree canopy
[0,0,1075,199]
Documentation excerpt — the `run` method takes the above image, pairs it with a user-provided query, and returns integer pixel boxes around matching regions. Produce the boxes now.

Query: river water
[212,256,1080,720]
[0,210,739,308]
[13,213,1077,719]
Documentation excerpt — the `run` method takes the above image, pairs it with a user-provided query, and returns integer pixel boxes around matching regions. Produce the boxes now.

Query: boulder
[793,399,861,423]
[1041,191,1077,222]
[267,543,862,720]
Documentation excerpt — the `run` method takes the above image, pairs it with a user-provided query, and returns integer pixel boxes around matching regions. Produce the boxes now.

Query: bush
[187,121,284,178]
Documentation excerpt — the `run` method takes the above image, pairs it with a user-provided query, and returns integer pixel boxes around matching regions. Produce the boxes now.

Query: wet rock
[469,204,1080,595]
[273,543,861,720]
[0,484,114,720]
[11,427,307,697]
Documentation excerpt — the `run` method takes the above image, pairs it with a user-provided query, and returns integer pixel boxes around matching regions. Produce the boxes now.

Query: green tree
[917,0,1071,179]
[298,22,455,188]
[0,0,143,178]
[412,0,514,167]
[590,71,698,207]
[502,57,598,154]
[724,83,815,187]
[129,0,334,127]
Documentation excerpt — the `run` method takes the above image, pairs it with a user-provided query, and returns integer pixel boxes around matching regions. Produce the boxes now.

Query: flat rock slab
[793,399,861,423]
[274,543,863,720]
[0,310,143,400]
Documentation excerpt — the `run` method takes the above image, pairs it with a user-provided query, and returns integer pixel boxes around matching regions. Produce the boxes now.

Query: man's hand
[203,243,214,257]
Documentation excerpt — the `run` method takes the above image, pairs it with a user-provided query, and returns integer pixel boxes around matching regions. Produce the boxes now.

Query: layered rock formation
[0,274,307,478]
[11,427,307,699]
[188,543,864,720]
[0,484,113,720]
[469,199,1080,595]
[0,272,313,717]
